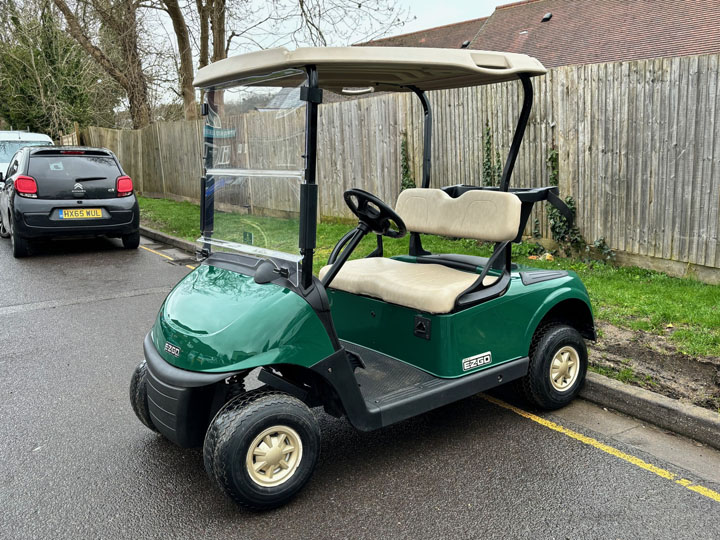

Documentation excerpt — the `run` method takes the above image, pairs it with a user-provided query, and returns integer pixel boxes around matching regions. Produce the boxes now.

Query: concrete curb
[140,225,197,255]
[139,225,720,449]
[580,372,720,449]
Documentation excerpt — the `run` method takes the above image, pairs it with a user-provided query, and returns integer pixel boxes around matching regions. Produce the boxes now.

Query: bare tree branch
[51,0,129,88]
[163,0,198,119]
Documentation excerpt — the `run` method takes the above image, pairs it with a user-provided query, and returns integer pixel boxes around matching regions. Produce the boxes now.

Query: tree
[0,1,122,136]
[163,0,197,120]
[257,0,410,47]
[52,0,153,128]
[40,0,410,126]
[162,0,408,121]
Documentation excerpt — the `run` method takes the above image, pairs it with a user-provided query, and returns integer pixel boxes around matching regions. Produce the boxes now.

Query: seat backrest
[395,188,521,242]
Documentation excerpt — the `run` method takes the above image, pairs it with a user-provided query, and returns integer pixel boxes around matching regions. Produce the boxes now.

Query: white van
[0,131,54,176]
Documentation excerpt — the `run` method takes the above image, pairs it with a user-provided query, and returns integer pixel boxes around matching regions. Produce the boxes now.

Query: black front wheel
[129,360,159,433]
[203,390,320,511]
[518,324,588,410]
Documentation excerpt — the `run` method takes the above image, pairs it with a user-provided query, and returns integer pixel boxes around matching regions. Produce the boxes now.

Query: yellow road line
[482,394,720,504]
[140,245,174,261]
[139,245,196,271]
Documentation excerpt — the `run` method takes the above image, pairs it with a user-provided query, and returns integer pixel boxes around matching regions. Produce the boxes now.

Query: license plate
[59,208,102,219]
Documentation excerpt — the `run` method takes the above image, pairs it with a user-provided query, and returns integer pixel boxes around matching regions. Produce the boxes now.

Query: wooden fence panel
[154,120,203,200]
[84,53,720,270]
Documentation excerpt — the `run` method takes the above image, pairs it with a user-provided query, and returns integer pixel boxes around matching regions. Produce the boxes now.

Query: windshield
[0,140,51,162]
[201,71,307,280]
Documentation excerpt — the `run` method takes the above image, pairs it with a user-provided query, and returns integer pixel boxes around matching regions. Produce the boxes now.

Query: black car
[0,146,140,257]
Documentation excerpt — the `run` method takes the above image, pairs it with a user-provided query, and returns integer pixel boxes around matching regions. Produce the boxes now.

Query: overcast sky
[397,0,509,35]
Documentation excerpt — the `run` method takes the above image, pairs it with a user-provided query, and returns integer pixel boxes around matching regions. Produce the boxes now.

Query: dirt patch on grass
[589,322,720,411]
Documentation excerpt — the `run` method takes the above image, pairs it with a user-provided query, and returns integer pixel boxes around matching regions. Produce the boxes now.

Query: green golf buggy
[130,46,595,510]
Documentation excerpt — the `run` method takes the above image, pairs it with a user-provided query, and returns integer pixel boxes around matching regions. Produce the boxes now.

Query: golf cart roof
[193,46,546,92]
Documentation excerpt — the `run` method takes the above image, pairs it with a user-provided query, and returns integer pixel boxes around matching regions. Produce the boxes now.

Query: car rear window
[28,155,120,181]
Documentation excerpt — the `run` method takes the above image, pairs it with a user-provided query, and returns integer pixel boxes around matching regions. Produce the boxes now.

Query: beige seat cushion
[319,258,497,314]
[395,188,521,242]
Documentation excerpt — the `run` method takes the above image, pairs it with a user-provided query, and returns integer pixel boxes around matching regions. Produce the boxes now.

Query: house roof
[359,17,487,49]
[364,0,720,68]
[261,87,303,110]
[469,0,720,67]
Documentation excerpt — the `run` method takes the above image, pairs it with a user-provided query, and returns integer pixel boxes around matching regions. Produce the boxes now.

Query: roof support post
[299,65,321,289]
[407,86,433,256]
[499,74,533,192]
[199,91,217,258]
[408,85,432,188]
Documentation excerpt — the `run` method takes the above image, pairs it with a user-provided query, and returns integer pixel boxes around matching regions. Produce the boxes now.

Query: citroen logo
[72,182,85,197]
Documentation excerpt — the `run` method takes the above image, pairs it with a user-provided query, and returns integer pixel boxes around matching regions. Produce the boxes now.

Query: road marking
[0,287,173,315]
[482,394,720,504]
[140,245,174,260]
[140,243,196,270]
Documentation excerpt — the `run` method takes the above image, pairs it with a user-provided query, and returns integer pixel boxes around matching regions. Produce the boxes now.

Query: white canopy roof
[194,47,546,92]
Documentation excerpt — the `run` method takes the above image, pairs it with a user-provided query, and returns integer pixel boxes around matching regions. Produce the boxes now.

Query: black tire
[518,324,588,410]
[204,385,259,484]
[203,390,320,511]
[0,213,9,238]
[10,217,30,258]
[122,231,140,249]
[129,360,159,433]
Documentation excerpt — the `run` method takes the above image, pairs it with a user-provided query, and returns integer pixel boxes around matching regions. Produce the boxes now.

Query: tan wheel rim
[549,346,580,392]
[246,425,303,487]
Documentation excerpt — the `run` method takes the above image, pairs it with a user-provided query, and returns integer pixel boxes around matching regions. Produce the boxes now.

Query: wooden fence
[84,53,720,271]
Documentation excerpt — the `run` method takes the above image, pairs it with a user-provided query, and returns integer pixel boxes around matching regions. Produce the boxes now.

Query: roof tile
[470,0,720,67]
[359,17,487,49]
[364,0,720,67]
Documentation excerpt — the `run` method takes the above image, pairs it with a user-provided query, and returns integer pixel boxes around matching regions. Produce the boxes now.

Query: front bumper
[143,333,240,448]
[13,195,139,239]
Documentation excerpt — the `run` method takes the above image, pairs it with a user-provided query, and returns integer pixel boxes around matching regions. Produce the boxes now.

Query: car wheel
[0,214,9,238]
[122,231,140,249]
[129,360,159,433]
[10,217,30,258]
[518,324,588,410]
[203,389,320,511]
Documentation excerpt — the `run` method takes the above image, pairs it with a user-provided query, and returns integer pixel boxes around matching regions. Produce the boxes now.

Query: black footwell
[340,340,529,428]
[341,340,435,403]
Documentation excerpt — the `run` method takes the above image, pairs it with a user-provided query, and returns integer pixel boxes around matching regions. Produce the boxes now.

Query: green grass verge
[588,365,659,390]
[138,196,720,357]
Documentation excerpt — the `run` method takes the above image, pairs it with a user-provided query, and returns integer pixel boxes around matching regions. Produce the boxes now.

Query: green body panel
[151,265,335,373]
[327,269,592,378]
[151,257,591,379]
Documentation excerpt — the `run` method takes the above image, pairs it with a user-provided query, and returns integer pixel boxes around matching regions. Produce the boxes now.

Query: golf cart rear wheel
[129,360,159,433]
[203,390,320,511]
[519,324,587,410]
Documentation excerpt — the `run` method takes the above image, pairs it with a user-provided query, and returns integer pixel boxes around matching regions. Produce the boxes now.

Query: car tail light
[15,175,38,198]
[116,176,133,197]
[60,150,86,155]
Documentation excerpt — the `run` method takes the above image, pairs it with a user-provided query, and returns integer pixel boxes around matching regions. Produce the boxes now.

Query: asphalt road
[1,235,719,539]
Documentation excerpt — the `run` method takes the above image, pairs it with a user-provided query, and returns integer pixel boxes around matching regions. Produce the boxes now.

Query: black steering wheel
[343,188,407,239]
